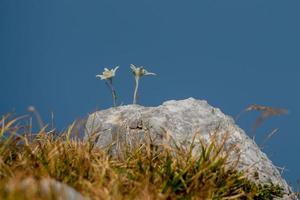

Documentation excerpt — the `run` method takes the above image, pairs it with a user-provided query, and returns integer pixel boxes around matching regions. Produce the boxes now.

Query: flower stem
[133,76,140,104]
[106,79,117,107]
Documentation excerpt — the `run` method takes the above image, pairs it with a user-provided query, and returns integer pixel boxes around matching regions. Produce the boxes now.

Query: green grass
[0,114,284,200]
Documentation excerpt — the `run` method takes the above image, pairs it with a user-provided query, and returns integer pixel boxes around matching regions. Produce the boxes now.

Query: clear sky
[1,0,299,188]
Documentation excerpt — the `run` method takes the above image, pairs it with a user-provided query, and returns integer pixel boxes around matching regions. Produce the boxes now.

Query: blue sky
[1,0,300,188]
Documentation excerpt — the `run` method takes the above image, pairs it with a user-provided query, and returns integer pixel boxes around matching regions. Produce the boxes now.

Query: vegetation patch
[0,115,284,199]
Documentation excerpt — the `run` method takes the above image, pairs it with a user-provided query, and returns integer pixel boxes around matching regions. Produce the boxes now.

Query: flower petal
[113,66,119,73]
[145,72,156,76]
[130,64,137,71]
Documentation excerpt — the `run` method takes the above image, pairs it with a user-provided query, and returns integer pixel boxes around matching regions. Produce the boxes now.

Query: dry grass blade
[28,106,45,129]
[0,114,28,138]
[245,104,288,130]
[260,128,279,149]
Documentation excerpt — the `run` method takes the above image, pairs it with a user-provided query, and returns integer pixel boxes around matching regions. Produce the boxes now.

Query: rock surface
[85,98,295,199]
[16,178,86,200]
[39,179,87,200]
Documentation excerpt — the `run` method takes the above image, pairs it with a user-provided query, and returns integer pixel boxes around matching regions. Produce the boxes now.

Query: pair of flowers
[96,64,156,106]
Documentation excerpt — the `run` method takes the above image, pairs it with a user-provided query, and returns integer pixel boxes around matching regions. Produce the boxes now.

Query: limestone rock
[14,178,87,200]
[39,179,87,200]
[85,98,296,199]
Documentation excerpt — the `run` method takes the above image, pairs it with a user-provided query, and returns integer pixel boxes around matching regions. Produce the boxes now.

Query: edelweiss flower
[130,64,156,104]
[96,66,119,80]
[130,64,156,77]
[96,66,119,107]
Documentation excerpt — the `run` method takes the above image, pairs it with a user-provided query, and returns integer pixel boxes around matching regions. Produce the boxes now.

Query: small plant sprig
[130,64,156,104]
[96,66,119,107]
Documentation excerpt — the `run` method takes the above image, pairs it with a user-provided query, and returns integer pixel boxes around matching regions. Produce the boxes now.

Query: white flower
[96,66,119,80]
[130,64,156,77]
[96,65,119,107]
[130,64,156,104]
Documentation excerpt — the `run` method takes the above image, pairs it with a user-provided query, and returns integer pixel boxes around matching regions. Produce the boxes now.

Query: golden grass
[0,114,284,200]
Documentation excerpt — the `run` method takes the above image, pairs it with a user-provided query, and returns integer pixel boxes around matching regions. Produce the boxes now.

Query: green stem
[133,76,140,104]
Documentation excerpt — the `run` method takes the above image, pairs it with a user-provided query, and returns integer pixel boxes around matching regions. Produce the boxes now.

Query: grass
[0,114,285,200]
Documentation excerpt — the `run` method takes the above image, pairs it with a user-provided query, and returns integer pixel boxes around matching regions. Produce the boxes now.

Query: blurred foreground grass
[0,114,284,200]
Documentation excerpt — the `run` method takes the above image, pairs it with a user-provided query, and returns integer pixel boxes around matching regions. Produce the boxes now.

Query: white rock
[85,98,296,199]
[17,178,87,200]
